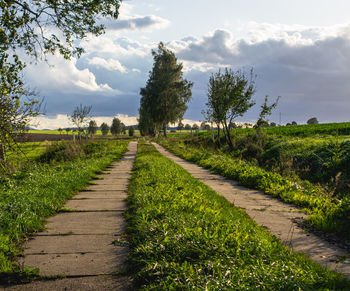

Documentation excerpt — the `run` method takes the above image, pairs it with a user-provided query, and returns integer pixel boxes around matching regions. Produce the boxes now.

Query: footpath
[4,141,138,291]
[153,143,350,279]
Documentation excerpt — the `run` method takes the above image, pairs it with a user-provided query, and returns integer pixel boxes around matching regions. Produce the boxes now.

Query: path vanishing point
[4,141,137,291]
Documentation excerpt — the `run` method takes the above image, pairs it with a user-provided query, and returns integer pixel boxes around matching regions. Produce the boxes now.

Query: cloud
[25,56,119,95]
[32,114,139,130]
[105,15,169,31]
[170,24,350,123]
[88,57,127,73]
[101,2,169,32]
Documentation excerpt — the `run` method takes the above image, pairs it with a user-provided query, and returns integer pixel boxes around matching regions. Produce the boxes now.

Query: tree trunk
[163,124,167,137]
[257,127,261,146]
[223,121,234,150]
[216,124,221,147]
[211,123,215,143]
[0,142,6,167]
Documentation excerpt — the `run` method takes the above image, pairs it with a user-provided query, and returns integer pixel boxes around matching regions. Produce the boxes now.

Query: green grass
[0,140,129,278]
[126,142,349,290]
[158,138,350,242]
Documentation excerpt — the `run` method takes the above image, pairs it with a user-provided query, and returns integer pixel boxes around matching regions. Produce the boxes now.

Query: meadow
[126,142,349,289]
[0,139,129,279]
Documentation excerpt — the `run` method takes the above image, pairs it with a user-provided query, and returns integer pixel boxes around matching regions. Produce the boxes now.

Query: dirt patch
[15,133,73,142]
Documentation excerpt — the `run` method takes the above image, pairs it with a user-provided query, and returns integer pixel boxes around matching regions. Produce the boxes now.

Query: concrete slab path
[153,143,350,279]
[4,141,138,291]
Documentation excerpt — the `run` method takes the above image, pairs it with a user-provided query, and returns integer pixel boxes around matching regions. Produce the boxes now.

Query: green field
[27,129,140,136]
[126,142,349,289]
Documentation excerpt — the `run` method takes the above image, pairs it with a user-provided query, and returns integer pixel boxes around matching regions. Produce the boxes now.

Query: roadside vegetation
[157,123,350,241]
[0,139,129,278]
[126,142,349,289]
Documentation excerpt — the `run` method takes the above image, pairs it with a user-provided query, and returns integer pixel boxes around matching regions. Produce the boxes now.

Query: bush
[129,126,135,137]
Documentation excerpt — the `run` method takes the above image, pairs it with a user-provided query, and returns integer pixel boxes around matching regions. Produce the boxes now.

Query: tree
[177,121,184,132]
[0,88,40,169]
[110,118,122,136]
[291,121,297,125]
[185,124,191,131]
[101,123,109,136]
[129,126,135,137]
[139,42,193,137]
[68,104,92,140]
[58,128,63,135]
[254,96,280,145]
[204,68,256,150]
[204,124,211,131]
[307,117,319,125]
[121,123,126,134]
[192,124,199,130]
[87,120,98,137]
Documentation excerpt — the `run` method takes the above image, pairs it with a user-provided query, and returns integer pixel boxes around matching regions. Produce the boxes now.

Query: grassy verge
[0,140,129,279]
[126,142,349,290]
[157,138,350,242]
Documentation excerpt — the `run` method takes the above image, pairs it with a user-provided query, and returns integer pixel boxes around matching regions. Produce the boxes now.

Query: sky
[27,0,350,129]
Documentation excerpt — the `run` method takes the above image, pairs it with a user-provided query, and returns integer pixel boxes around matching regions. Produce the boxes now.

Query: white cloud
[88,57,127,73]
[101,2,169,32]
[31,114,139,130]
[25,56,119,95]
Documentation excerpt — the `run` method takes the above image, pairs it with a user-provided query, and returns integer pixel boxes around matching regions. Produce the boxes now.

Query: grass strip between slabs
[0,140,129,280]
[158,138,350,242]
[126,142,350,290]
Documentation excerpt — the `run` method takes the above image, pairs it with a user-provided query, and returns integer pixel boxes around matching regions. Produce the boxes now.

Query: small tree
[291,121,297,125]
[121,123,126,134]
[204,124,211,131]
[68,104,92,140]
[66,128,71,135]
[87,120,98,137]
[185,124,191,131]
[177,121,184,132]
[255,96,280,145]
[307,117,318,125]
[101,123,109,136]
[129,126,135,137]
[58,128,63,135]
[110,117,122,136]
[205,68,256,150]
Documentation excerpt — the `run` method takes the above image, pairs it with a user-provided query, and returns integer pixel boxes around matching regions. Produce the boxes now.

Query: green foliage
[110,117,123,136]
[87,120,98,136]
[204,68,256,149]
[100,122,109,136]
[139,42,193,136]
[128,126,135,137]
[127,143,349,289]
[0,140,128,276]
[159,138,350,241]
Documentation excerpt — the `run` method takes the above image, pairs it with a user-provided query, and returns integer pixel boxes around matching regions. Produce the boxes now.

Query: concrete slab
[24,234,120,254]
[4,276,132,291]
[86,184,128,191]
[20,247,128,276]
[64,199,127,211]
[72,191,127,200]
[40,212,125,235]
